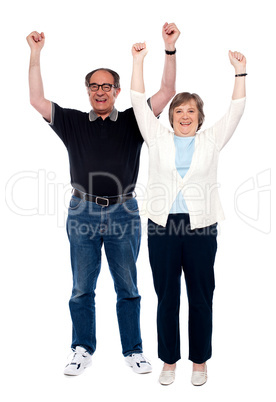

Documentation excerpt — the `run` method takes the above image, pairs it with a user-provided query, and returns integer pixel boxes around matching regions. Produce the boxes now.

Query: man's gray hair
[85,68,120,89]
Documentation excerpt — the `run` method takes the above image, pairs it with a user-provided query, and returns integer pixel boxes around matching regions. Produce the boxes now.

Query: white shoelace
[68,350,88,365]
[130,353,148,364]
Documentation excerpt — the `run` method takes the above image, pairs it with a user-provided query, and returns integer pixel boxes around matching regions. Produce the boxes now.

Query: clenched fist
[26,31,45,52]
[229,51,247,74]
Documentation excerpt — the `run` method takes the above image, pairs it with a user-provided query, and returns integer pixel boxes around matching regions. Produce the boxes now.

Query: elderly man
[27,23,180,376]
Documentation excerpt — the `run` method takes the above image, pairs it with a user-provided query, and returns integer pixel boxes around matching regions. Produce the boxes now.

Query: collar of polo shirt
[89,107,118,122]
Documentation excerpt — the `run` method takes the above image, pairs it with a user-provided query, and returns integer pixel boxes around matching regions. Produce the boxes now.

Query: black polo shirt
[47,102,144,196]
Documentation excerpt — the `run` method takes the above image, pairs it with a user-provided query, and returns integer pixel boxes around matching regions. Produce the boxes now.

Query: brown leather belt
[72,188,135,207]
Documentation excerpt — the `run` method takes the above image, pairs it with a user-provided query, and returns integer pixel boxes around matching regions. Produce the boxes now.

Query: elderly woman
[131,43,246,386]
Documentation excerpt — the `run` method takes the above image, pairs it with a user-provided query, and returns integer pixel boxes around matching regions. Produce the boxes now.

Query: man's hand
[229,50,247,74]
[26,31,45,52]
[162,22,180,51]
[132,42,148,61]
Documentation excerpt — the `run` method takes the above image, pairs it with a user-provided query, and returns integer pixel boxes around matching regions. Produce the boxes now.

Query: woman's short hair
[169,92,205,131]
[85,68,120,89]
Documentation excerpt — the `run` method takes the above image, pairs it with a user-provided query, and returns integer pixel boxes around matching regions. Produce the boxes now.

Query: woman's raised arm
[229,50,247,100]
[131,42,148,93]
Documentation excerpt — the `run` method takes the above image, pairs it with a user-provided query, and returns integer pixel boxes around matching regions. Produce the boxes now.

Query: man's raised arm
[26,31,51,122]
[150,22,180,117]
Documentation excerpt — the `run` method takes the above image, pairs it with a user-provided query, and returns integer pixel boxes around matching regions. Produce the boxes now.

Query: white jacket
[131,90,246,229]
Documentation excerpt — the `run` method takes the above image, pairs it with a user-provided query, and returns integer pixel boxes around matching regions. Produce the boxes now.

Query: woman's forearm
[131,43,148,93]
[131,58,145,93]
[229,50,247,100]
[232,73,246,100]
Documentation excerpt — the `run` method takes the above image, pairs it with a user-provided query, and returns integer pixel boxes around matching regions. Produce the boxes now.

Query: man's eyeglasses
[88,83,117,92]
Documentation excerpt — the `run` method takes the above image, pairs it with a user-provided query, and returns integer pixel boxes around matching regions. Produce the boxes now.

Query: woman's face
[173,100,199,137]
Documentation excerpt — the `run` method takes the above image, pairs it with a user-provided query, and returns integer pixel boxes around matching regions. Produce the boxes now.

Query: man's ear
[115,88,121,98]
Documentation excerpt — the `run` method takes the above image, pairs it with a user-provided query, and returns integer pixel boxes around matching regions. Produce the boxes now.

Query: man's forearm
[150,52,176,116]
[150,22,180,116]
[29,51,45,105]
[160,51,177,97]
[28,50,51,120]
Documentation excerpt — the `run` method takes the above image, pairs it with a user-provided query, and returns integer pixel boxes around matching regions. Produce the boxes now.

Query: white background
[1,0,275,400]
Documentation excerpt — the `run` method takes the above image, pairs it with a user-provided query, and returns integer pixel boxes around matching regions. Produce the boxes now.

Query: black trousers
[148,214,217,364]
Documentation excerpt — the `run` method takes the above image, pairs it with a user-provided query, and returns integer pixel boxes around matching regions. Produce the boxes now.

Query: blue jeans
[66,195,142,356]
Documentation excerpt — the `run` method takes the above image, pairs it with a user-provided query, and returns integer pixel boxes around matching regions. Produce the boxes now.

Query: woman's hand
[229,51,247,100]
[132,42,148,61]
[131,43,147,93]
[228,50,247,74]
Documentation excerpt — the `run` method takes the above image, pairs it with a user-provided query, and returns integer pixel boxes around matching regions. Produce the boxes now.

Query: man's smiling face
[88,70,121,119]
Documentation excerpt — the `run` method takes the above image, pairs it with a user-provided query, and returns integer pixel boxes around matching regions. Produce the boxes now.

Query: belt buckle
[95,196,109,207]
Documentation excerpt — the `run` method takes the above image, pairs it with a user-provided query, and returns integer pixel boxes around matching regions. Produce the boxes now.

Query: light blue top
[170,135,195,214]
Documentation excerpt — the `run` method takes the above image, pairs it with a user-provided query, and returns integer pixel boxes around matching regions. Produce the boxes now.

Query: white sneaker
[125,353,152,374]
[64,346,92,376]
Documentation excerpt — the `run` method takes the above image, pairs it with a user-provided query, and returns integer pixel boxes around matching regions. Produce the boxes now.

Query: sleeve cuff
[231,96,246,104]
[130,89,146,97]
[43,101,55,125]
